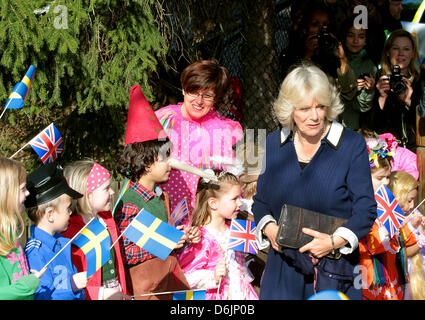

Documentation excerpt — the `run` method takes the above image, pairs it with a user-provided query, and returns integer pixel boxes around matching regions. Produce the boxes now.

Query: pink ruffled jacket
[379,133,418,180]
[155,104,243,215]
[177,226,258,300]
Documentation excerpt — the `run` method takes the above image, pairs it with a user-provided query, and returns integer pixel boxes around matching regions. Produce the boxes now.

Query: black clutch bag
[276,204,349,258]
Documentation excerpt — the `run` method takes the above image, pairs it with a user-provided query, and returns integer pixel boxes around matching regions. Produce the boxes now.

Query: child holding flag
[177,169,258,300]
[62,160,129,300]
[114,84,198,300]
[24,162,87,300]
[388,171,425,300]
[235,142,267,294]
[358,135,421,300]
[0,157,45,300]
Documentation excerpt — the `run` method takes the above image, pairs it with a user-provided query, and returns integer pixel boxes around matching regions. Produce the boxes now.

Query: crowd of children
[0,82,256,301]
[358,131,423,300]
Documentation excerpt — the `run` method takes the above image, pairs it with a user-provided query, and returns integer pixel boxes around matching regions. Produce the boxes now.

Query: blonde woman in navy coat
[252,61,377,300]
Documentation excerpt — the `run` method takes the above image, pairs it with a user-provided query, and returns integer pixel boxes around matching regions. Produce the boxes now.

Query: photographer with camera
[368,29,422,151]
[281,4,357,106]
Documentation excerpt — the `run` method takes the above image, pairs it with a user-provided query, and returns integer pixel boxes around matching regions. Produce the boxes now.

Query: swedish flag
[173,290,206,300]
[4,65,35,110]
[72,219,111,278]
[122,209,184,261]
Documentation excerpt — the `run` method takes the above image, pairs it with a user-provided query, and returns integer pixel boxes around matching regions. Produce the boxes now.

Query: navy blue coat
[252,122,376,300]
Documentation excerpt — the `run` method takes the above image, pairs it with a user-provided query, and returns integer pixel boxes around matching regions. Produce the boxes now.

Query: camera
[358,73,369,80]
[317,25,339,56]
[389,65,406,95]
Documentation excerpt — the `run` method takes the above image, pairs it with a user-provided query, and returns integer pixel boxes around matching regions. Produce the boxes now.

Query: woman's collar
[280,120,345,149]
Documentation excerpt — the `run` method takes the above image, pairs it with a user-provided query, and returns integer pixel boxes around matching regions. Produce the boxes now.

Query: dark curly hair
[118,139,172,182]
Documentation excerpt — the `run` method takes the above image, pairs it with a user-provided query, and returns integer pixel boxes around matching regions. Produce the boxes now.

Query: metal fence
[217,2,293,135]
[163,1,294,138]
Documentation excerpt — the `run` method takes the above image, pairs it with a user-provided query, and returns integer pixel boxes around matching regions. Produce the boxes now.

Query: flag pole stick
[109,209,145,250]
[9,142,29,159]
[412,198,425,214]
[39,217,95,271]
[131,288,205,299]
[0,100,11,121]
[10,122,54,160]
[109,232,124,250]
[400,198,425,229]
[215,246,229,300]
[111,177,130,216]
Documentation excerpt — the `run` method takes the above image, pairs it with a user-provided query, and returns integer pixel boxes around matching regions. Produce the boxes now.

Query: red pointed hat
[125,84,168,145]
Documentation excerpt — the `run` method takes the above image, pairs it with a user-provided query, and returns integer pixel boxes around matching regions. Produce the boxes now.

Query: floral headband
[366,137,393,168]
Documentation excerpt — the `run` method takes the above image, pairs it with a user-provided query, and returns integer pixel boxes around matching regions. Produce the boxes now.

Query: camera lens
[317,26,339,55]
[390,65,406,95]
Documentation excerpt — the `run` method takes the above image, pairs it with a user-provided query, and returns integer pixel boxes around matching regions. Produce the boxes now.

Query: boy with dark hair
[24,162,87,300]
[114,84,196,300]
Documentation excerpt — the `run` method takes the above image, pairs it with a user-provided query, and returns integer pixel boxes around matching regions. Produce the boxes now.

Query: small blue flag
[72,219,111,278]
[173,290,206,300]
[4,65,35,110]
[122,209,184,261]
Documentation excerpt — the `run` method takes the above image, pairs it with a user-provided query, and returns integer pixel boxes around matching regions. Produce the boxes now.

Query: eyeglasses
[185,91,216,102]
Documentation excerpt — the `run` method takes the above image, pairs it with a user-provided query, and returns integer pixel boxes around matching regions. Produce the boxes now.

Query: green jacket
[342,50,378,130]
[0,242,40,300]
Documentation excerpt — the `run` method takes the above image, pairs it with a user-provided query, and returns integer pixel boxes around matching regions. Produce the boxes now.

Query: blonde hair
[26,196,63,224]
[273,61,344,131]
[191,170,240,227]
[408,252,425,300]
[381,29,420,82]
[63,159,96,216]
[241,180,257,200]
[0,157,26,256]
[389,171,419,209]
[389,170,424,300]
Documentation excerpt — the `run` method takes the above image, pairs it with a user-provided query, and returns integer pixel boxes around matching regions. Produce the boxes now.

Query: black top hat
[24,162,83,208]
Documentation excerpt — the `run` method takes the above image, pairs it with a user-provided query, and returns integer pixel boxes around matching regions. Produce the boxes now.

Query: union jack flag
[375,184,405,239]
[228,219,259,254]
[170,198,189,227]
[29,123,64,164]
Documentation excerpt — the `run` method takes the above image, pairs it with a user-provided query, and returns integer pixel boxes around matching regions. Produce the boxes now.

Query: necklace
[294,134,314,162]
[293,123,329,163]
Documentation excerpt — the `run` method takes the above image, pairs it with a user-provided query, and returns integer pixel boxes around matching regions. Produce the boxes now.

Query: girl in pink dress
[155,60,243,221]
[177,170,258,300]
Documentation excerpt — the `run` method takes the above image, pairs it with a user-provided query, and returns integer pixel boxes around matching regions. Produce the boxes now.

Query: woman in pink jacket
[155,60,243,222]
